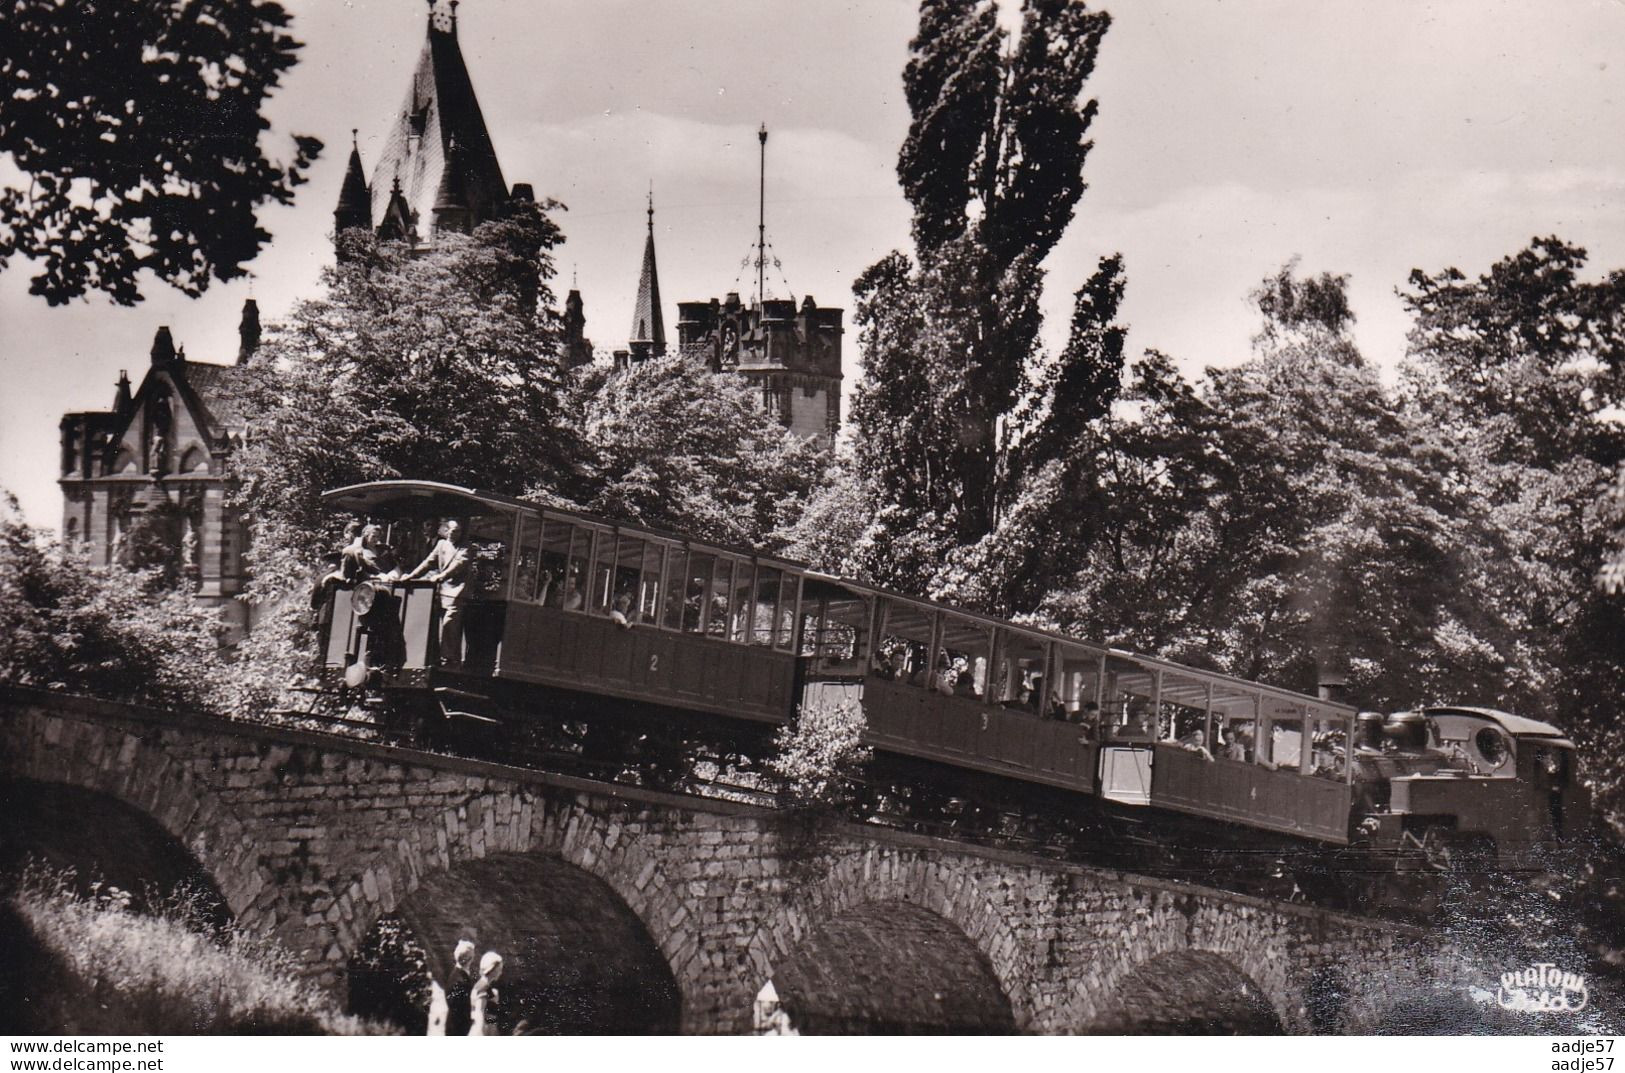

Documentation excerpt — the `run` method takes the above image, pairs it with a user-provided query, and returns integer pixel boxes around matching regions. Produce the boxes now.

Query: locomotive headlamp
[351,580,378,616]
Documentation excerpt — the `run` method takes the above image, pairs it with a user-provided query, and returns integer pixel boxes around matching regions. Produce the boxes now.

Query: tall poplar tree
[850,0,1123,595]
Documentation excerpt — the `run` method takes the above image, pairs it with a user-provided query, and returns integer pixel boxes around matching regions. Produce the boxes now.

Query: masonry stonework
[0,688,1478,1034]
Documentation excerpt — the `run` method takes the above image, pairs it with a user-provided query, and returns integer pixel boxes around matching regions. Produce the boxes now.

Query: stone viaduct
[0,687,1484,1034]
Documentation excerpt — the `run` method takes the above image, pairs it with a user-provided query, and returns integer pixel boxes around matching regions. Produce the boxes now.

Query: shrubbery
[0,869,384,1035]
[0,496,228,713]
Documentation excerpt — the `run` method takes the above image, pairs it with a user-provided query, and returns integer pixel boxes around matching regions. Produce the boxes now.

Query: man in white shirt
[405,520,472,668]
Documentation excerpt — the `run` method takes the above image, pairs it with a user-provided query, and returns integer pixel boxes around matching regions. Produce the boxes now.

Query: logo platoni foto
[1496,962,1589,1013]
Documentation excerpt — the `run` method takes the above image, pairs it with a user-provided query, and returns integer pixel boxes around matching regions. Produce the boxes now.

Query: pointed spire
[237,298,261,366]
[629,188,666,360]
[378,173,417,245]
[150,326,176,366]
[114,370,133,413]
[335,130,372,234]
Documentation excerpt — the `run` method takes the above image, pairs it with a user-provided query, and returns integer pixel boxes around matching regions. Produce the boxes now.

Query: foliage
[565,355,830,551]
[1400,237,1625,821]
[233,206,573,551]
[0,493,227,712]
[947,257,1612,732]
[1402,236,1625,471]
[779,451,882,576]
[0,867,384,1034]
[851,0,1122,589]
[226,206,573,698]
[0,0,320,305]
[769,698,871,811]
[347,913,432,1035]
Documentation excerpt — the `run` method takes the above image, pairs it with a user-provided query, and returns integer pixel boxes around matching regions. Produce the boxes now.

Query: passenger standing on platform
[404,520,472,668]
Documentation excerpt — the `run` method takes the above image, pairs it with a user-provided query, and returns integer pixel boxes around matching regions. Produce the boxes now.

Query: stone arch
[764,898,1016,1034]
[743,847,1030,1032]
[0,708,267,928]
[1084,950,1285,1034]
[0,779,228,924]
[367,853,681,1033]
[342,791,700,1024]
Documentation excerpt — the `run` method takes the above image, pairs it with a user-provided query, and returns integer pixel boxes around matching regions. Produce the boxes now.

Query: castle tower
[627,193,666,363]
[334,0,523,254]
[564,287,593,369]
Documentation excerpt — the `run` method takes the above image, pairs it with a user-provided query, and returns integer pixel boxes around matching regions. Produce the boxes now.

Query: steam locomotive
[311,480,1591,890]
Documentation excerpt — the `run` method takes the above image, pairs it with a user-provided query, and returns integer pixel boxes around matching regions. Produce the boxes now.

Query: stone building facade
[57,311,259,636]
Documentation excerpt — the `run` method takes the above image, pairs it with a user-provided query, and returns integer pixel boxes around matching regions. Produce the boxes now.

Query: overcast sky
[6,0,1625,528]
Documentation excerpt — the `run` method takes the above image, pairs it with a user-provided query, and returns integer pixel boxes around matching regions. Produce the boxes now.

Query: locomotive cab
[1376,706,1590,868]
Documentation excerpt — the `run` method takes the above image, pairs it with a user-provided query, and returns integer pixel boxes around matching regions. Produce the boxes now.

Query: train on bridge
[311,480,1590,899]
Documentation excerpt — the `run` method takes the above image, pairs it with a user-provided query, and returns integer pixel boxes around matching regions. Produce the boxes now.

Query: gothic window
[179,445,208,473]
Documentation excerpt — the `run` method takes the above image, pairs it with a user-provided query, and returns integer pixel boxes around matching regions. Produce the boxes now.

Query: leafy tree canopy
[851,0,1121,583]
[566,356,830,552]
[231,205,575,571]
[0,0,320,305]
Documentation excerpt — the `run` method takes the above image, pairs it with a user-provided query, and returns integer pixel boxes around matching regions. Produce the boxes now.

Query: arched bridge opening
[350,853,679,1034]
[0,778,227,923]
[764,899,1015,1034]
[1087,951,1283,1034]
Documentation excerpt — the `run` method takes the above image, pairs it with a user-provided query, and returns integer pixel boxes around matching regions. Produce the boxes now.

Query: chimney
[238,298,261,365]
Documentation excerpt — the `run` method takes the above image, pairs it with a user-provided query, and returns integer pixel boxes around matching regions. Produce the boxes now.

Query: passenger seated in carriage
[1180,727,1215,760]
[610,591,636,629]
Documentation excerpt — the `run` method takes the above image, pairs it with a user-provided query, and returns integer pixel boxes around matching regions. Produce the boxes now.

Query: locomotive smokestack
[1316,668,1348,704]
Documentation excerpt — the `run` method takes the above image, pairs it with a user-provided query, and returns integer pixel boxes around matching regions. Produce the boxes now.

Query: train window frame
[708,557,736,639]
[752,565,782,647]
[1101,656,1157,741]
[878,598,936,689]
[608,533,645,621]
[1159,671,1213,752]
[938,613,991,702]
[638,541,665,624]
[683,552,713,633]
[775,572,799,651]
[730,561,756,643]
[537,516,573,608]
[590,531,618,614]
[659,546,687,630]
[463,512,516,601]
[564,525,594,612]
[514,512,542,602]
[1055,643,1105,723]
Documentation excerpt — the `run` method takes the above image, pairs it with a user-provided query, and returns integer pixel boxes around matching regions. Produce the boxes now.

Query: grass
[0,868,390,1035]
